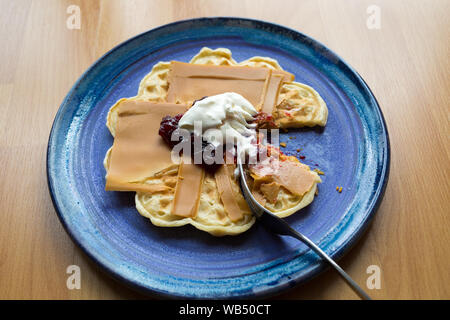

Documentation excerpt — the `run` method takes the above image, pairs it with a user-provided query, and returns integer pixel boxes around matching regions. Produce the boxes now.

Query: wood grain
[0,0,448,300]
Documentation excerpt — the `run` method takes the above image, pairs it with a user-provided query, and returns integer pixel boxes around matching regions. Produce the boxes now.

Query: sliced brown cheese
[172,160,205,218]
[250,158,316,197]
[167,61,283,112]
[259,181,281,203]
[214,164,244,222]
[271,69,295,83]
[105,100,188,192]
[261,73,284,114]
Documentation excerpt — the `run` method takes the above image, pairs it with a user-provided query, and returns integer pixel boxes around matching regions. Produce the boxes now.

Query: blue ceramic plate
[47,17,389,298]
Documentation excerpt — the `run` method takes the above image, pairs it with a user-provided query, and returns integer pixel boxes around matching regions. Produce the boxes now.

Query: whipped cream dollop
[178,92,258,158]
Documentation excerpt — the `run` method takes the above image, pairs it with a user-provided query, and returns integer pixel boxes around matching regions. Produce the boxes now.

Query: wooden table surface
[0,0,449,300]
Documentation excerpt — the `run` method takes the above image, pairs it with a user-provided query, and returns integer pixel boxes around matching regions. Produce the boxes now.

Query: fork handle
[238,161,371,299]
[289,228,371,300]
[263,213,371,300]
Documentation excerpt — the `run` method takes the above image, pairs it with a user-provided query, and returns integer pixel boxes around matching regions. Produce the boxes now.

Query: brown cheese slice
[273,161,316,196]
[261,73,284,114]
[105,100,188,192]
[214,164,243,222]
[252,190,267,207]
[167,61,280,111]
[259,182,281,203]
[250,158,316,197]
[172,160,205,218]
[271,69,295,82]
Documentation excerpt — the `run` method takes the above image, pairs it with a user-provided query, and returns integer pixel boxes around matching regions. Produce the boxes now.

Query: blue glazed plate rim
[47,17,390,299]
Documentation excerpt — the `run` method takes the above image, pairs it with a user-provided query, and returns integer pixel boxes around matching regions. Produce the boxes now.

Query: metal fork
[237,160,371,300]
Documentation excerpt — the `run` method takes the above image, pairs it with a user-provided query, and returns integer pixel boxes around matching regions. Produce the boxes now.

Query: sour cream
[178,92,258,158]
